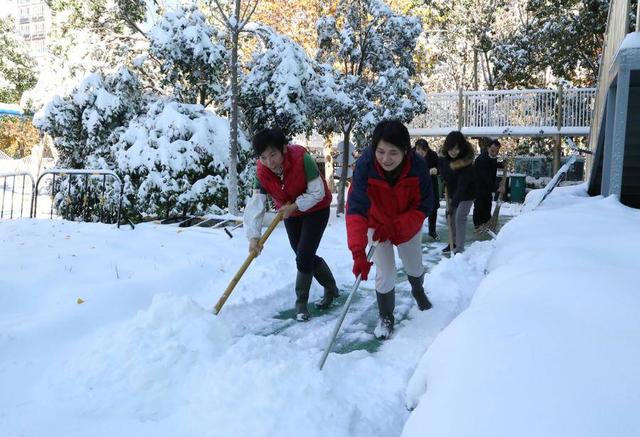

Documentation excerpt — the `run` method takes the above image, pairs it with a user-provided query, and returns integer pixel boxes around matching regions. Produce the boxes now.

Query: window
[20,23,30,37]
[32,39,46,54]
[33,4,44,19]
[33,22,44,37]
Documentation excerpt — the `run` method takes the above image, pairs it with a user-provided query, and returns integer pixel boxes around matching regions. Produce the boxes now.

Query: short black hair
[443,130,472,157]
[252,128,288,157]
[489,139,501,148]
[415,138,429,150]
[371,120,410,152]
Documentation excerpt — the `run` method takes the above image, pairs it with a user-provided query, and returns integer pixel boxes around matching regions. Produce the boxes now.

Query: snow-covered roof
[619,31,640,50]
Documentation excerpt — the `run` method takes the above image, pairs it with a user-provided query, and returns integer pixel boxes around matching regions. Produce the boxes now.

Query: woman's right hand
[352,251,373,280]
[249,238,262,256]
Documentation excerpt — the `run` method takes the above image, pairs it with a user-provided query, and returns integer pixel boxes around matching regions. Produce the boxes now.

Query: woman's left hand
[280,203,299,219]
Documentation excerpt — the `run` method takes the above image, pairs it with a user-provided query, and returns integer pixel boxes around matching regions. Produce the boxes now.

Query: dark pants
[473,193,492,227]
[428,175,439,235]
[428,211,437,235]
[284,207,330,274]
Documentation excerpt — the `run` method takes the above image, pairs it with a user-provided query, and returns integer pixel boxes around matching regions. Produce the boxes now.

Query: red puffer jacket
[346,147,433,255]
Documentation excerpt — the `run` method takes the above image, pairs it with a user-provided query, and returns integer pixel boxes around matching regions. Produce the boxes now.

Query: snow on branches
[149,5,228,105]
[239,24,317,137]
[115,100,251,217]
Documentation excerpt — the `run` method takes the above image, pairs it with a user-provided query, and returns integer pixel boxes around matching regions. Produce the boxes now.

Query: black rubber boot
[374,290,395,340]
[295,271,313,322]
[407,273,432,311]
[313,258,340,310]
[442,244,456,253]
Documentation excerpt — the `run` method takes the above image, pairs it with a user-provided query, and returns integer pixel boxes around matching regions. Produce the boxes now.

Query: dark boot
[295,271,313,322]
[441,244,456,253]
[407,273,432,311]
[374,290,395,340]
[313,258,340,310]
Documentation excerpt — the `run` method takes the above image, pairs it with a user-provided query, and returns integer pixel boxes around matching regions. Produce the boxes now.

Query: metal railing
[0,172,35,219]
[409,87,597,137]
[33,169,125,228]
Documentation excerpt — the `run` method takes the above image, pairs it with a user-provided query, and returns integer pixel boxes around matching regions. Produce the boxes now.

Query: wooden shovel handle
[213,208,286,315]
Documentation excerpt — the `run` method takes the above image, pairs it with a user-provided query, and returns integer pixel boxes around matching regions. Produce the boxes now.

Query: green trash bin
[509,173,527,203]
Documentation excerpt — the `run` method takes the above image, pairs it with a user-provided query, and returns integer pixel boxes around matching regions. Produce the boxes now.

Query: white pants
[369,230,424,294]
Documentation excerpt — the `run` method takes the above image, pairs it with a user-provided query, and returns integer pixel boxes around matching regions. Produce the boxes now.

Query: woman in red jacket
[346,120,434,340]
[244,128,339,321]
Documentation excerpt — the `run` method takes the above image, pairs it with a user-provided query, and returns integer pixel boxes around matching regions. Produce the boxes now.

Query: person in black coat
[473,139,504,228]
[440,131,476,253]
[414,138,440,240]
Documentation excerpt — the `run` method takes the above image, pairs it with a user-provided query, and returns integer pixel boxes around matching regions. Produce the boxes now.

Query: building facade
[4,0,53,60]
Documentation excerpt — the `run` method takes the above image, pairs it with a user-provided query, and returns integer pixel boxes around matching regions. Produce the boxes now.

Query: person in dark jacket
[473,139,504,228]
[346,120,434,340]
[414,138,440,240]
[440,131,476,253]
[244,128,339,322]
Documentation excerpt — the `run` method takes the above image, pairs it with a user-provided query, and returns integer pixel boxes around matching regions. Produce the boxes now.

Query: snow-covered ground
[1,186,638,436]
[403,185,640,437]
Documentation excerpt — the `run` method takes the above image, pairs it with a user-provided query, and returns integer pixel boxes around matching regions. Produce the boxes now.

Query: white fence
[409,87,596,137]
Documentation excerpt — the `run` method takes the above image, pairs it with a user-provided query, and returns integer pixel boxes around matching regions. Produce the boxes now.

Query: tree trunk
[323,135,335,192]
[227,1,241,216]
[336,128,351,215]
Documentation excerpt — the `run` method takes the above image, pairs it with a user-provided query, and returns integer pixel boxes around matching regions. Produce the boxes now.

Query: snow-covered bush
[34,67,144,222]
[148,5,228,106]
[115,99,251,218]
[239,25,316,137]
[35,66,253,221]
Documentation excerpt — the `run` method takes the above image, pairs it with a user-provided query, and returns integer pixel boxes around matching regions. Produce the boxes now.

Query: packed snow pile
[0,210,495,437]
[43,294,232,420]
[403,184,640,437]
[2,187,638,436]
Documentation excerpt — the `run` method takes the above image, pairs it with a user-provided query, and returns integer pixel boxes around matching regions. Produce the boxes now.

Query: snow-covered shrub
[239,25,316,137]
[34,67,144,222]
[115,100,252,218]
[148,5,228,106]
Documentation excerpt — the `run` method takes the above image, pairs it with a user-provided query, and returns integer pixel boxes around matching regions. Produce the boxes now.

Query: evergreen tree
[239,24,317,138]
[312,0,426,213]
[0,17,37,103]
[148,5,228,106]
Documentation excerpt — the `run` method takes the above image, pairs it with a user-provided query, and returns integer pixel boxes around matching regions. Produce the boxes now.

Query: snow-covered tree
[148,6,228,106]
[239,25,317,138]
[312,0,426,213]
[115,100,252,218]
[0,17,37,103]
[34,68,145,221]
[48,0,150,70]
[34,64,255,221]
[210,0,260,216]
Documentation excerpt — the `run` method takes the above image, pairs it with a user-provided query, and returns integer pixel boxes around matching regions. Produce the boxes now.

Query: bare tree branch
[211,0,232,28]
[238,0,259,29]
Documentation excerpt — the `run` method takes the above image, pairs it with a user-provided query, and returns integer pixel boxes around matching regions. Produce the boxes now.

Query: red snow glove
[352,252,373,280]
[372,223,393,243]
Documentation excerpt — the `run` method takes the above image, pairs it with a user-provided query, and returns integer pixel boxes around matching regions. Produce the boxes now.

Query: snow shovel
[487,164,509,233]
[318,242,378,370]
[444,187,455,257]
[213,209,286,315]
